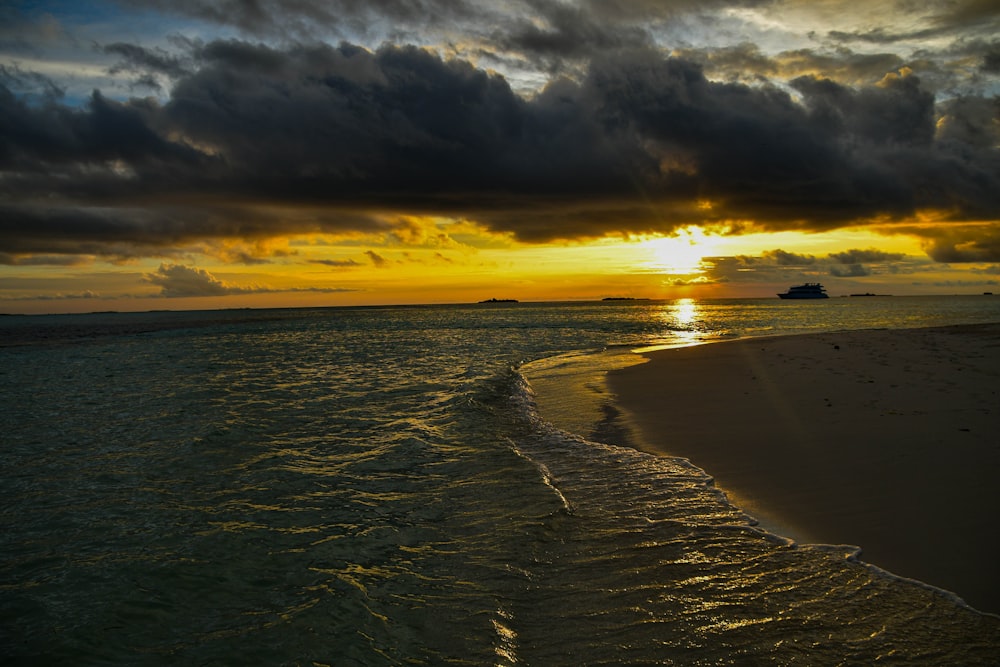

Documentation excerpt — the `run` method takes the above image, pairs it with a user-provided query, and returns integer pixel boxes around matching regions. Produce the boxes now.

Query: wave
[498,363,1000,663]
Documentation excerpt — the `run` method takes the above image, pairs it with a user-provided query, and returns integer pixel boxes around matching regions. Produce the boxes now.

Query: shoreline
[605,323,1000,614]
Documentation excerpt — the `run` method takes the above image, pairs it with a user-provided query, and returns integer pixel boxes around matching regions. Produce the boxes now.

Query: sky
[1,0,999,313]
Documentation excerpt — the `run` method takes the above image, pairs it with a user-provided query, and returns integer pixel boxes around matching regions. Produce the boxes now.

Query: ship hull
[777,293,829,299]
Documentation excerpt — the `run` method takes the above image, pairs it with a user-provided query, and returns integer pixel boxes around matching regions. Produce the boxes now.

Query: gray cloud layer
[2,0,999,263]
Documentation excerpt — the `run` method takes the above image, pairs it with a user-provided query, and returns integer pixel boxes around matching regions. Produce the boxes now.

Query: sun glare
[662,298,702,345]
[644,228,716,275]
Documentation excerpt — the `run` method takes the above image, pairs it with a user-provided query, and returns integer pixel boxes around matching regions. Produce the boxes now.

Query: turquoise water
[2,297,999,664]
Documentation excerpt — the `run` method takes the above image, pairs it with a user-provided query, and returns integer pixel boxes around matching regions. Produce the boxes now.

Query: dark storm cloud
[922,0,1000,33]
[115,0,770,45]
[914,224,1000,263]
[827,27,940,46]
[0,202,388,262]
[102,42,192,79]
[672,44,779,80]
[2,40,999,262]
[937,96,1000,150]
[0,64,64,101]
[495,1,653,63]
[791,71,936,146]
[827,0,1000,44]
[0,86,201,168]
[0,6,74,56]
[115,0,332,38]
[116,0,490,41]
[984,49,1000,73]
[578,0,772,20]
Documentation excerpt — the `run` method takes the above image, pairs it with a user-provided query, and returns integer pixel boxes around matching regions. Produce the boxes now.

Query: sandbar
[606,323,1000,613]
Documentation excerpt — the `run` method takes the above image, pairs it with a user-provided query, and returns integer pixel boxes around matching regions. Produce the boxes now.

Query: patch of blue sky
[2,1,216,106]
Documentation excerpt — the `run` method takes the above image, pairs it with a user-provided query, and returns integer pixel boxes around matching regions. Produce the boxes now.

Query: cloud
[913,279,999,288]
[0,7,72,57]
[761,249,818,266]
[915,224,1000,263]
[825,0,999,43]
[0,252,90,266]
[112,0,768,55]
[0,63,65,102]
[103,42,192,80]
[6,290,104,302]
[829,263,871,277]
[675,44,908,87]
[310,258,362,268]
[921,0,1000,34]
[1,37,998,262]
[0,85,202,167]
[0,201,390,264]
[144,263,249,297]
[936,96,1000,146]
[494,1,654,64]
[365,250,389,268]
[143,263,358,297]
[828,248,905,264]
[984,47,1000,73]
[700,246,941,286]
[114,0,496,43]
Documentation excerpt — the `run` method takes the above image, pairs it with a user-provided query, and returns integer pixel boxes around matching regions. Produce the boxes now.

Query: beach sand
[606,323,1000,614]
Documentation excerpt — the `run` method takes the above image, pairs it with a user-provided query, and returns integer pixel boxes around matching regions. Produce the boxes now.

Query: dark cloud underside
[2,39,999,261]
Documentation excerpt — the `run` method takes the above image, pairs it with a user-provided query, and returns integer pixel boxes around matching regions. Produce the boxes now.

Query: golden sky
[1,1,998,313]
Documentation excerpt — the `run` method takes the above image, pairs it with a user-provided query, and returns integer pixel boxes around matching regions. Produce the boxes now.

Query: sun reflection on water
[664,298,702,346]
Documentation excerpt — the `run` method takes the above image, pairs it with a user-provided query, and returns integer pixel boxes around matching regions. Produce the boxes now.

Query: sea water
[2,297,999,665]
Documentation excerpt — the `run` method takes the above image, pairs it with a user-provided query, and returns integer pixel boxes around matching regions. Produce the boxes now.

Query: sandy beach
[607,323,1000,614]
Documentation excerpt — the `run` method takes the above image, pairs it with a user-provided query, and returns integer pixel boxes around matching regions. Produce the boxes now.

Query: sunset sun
[643,228,717,275]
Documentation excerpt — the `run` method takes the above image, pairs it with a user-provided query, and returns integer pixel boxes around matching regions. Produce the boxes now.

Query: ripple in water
[2,299,999,664]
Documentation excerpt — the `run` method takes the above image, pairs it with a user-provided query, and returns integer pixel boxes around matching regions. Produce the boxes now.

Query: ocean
[3,296,1000,665]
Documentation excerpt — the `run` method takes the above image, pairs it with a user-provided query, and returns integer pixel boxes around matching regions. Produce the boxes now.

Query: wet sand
[607,323,1000,614]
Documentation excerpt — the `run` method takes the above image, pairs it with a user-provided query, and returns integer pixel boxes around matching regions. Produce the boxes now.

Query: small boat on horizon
[777,283,829,299]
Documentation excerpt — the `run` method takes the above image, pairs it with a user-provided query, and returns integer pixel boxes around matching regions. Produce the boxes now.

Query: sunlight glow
[666,298,702,345]
[673,298,698,328]
[643,228,719,275]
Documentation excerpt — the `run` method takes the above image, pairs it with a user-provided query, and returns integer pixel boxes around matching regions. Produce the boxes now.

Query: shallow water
[3,297,999,664]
